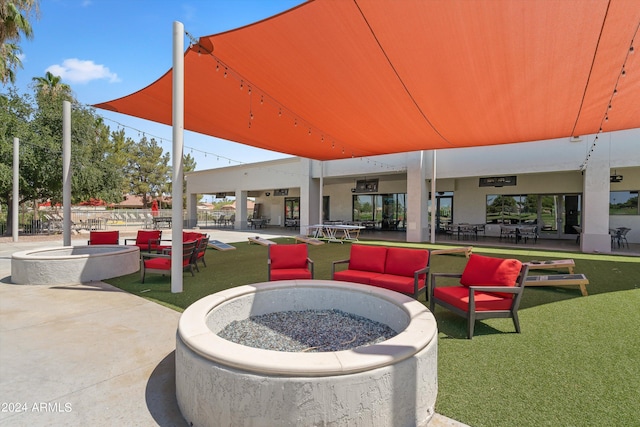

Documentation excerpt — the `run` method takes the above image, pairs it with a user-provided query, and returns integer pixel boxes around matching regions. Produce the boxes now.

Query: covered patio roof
[95,0,639,161]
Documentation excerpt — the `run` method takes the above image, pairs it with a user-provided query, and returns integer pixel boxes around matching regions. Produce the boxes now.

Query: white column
[299,159,319,229]
[62,101,71,246]
[580,143,612,253]
[186,192,197,228]
[12,138,19,242]
[235,190,248,229]
[171,21,185,293]
[406,151,429,242]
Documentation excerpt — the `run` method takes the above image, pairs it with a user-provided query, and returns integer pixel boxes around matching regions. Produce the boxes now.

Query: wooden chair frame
[430,264,529,339]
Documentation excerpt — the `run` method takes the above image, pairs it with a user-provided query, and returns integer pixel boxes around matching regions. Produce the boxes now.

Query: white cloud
[46,58,120,84]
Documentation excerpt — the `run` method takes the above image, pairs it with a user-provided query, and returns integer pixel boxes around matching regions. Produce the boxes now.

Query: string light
[579,30,636,171]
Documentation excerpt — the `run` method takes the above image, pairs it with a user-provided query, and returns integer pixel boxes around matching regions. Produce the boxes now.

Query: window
[486,194,538,224]
[353,193,406,230]
[610,191,639,215]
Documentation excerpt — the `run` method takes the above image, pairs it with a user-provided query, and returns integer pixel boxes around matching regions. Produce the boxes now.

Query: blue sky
[12,0,305,171]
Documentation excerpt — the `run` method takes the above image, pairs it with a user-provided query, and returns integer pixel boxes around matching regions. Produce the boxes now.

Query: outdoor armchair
[87,230,119,245]
[140,240,198,283]
[267,244,314,281]
[125,230,162,253]
[430,254,529,339]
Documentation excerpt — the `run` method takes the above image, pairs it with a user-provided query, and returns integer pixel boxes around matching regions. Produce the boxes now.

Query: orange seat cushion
[270,269,312,281]
[370,273,422,294]
[433,286,513,312]
[144,256,191,270]
[333,270,376,285]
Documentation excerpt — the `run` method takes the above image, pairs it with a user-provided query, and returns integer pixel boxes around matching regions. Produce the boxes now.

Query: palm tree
[32,70,71,97]
[1,0,39,84]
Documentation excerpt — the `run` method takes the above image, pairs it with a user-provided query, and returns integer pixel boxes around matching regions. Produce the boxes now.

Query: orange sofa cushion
[385,247,429,280]
[333,269,376,285]
[348,245,387,273]
[370,274,419,294]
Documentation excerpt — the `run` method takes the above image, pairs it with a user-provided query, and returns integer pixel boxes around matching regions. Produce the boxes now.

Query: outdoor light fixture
[265,192,270,196]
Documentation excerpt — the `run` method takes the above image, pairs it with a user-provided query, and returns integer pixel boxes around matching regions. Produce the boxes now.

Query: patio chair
[87,230,119,245]
[140,240,198,283]
[124,230,162,253]
[191,236,210,272]
[267,244,314,281]
[430,254,529,339]
[616,227,631,249]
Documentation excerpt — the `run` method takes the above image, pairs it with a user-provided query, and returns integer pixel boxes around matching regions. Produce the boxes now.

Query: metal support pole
[63,101,71,246]
[12,138,19,242]
[430,151,436,244]
[171,21,185,293]
[319,161,324,222]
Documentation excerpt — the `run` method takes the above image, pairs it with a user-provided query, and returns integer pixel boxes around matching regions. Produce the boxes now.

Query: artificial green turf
[105,238,640,426]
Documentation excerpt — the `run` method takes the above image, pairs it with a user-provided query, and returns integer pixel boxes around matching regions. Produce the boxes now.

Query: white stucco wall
[185,129,639,248]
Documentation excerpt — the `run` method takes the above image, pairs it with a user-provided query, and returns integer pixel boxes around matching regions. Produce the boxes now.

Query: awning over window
[94,0,640,161]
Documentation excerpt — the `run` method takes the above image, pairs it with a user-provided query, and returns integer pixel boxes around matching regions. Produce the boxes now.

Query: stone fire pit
[176,280,438,427]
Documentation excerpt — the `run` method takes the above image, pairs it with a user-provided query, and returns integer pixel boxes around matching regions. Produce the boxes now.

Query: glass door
[428,192,453,233]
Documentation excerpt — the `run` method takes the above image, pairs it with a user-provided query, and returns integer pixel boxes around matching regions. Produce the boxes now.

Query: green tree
[1,0,39,84]
[124,135,170,208]
[167,152,197,208]
[0,84,125,235]
[0,87,34,232]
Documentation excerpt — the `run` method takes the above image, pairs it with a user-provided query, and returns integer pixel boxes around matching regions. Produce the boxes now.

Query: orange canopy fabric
[95,0,640,161]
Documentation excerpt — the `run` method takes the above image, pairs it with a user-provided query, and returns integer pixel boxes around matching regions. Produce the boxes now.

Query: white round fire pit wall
[11,245,140,285]
[176,280,438,427]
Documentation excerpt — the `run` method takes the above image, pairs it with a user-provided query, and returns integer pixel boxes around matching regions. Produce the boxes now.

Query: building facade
[186,129,639,254]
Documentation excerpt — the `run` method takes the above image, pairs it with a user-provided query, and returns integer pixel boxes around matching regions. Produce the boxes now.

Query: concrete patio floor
[0,231,468,427]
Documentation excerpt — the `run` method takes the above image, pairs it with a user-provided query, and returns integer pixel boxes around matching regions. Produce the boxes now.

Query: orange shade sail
[94,0,640,161]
